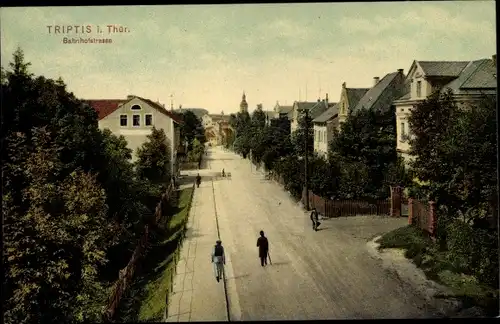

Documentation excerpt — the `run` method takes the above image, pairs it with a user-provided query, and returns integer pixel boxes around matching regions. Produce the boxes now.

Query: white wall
[313,124,328,157]
[99,98,175,172]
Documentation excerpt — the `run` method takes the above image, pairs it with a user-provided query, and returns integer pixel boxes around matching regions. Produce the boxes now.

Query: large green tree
[135,126,172,185]
[329,106,400,199]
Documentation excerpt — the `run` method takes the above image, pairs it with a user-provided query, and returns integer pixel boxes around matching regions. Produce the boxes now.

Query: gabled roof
[353,71,406,112]
[278,105,293,114]
[294,101,318,111]
[84,99,128,120]
[417,61,469,77]
[313,102,339,123]
[346,88,369,108]
[310,101,329,119]
[173,108,209,119]
[85,96,183,124]
[134,96,183,124]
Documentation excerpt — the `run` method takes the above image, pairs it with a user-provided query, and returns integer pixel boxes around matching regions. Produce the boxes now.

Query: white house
[290,95,332,134]
[312,102,339,157]
[393,55,497,164]
[86,95,183,177]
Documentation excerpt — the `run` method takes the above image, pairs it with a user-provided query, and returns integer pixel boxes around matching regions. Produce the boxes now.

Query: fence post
[390,186,402,218]
[408,198,413,225]
[428,201,437,240]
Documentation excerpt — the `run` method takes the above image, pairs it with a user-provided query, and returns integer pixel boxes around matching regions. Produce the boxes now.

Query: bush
[446,219,498,287]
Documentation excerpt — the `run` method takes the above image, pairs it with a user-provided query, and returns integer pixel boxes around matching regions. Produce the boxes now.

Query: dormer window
[131,104,142,110]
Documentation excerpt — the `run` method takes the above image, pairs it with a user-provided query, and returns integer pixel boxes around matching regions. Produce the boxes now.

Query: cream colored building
[394,56,497,165]
[86,95,182,176]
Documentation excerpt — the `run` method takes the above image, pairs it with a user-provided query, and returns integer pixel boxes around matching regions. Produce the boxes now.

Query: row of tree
[228,90,498,288]
[2,48,183,323]
[227,105,407,201]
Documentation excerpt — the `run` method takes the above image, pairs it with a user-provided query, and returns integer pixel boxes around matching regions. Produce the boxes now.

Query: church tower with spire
[239,91,248,113]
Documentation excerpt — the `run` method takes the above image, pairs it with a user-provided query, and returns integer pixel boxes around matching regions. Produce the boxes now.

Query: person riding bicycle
[196,173,201,188]
[211,240,226,282]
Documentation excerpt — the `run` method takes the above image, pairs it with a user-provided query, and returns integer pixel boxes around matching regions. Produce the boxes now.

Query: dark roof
[397,92,411,100]
[313,102,339,123]
[353,71,406,112]
[456,59,497,89]
[135,96,183,124]
[295,101,318,111]
[278,105,293,114]
[346,88,369,108]
[309,101,329,119]
[85,99,128,120]
[418,61,469,77]
[173,108,209,119]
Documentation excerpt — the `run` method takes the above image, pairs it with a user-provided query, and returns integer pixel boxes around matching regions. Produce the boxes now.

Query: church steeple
[239,91,248,113]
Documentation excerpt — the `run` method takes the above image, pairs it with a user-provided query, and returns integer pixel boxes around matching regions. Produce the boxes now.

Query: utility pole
[304,109,310,210]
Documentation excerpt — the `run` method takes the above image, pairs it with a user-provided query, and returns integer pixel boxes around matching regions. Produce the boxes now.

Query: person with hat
[256,230,269,267]
[211,239,226,282]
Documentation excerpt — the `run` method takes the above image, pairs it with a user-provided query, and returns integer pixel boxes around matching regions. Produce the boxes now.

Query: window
[400,122,406,140]
[120,115,127,126]
[323,131,326,143]
[131,104,141,110]
[133,114,140,126]
[145,114,153,126]
[416,81,422,98]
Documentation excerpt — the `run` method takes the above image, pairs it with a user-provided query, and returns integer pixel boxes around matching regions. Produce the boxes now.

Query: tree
[135,126,172,185]
[179,110,205,150]
[329,106,398,199]
[3,128,112,324]
[232,111,252,158]
[248,107,268,164]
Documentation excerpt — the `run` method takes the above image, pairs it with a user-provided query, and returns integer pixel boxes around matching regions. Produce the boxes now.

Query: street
[167,147,441,321]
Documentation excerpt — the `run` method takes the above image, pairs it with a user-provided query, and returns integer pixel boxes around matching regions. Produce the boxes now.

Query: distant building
[173,107,209,119]
[239,92,248,113]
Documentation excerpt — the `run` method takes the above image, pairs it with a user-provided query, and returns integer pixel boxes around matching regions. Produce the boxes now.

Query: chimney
[127,95,135,100]
[397,69,404,74]
[325,93,329,105]
[342,82,346,89]
[493,54,496,67]
[373,77,380,86]
[317,98,321,103]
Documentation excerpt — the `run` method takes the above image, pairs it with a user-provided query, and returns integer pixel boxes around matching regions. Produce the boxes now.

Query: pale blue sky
[1,2,496,113]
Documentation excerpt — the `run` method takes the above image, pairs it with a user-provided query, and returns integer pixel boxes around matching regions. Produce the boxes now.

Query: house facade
[336,83,370,130]
[290,95,331,134]
[203,112,232,146]
[86,95,183,177]
[273,101,294,121]
[312,102,339,157]
[394,56,497,164]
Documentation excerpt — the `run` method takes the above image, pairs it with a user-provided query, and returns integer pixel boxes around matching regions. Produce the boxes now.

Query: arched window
[131,104,142,110]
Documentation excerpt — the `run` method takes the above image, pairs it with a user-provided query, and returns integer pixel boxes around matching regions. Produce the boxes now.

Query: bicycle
[212,256,225,282]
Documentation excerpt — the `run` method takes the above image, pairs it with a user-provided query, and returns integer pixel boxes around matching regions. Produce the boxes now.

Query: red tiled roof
[85,97,183,124]
[85,99,127,120]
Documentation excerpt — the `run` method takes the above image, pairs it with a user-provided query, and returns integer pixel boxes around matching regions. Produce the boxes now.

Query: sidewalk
[165,178,228,322]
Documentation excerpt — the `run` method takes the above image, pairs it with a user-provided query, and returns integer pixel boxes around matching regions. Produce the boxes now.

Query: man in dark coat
[256,230,269,266]
[310,208,320,231]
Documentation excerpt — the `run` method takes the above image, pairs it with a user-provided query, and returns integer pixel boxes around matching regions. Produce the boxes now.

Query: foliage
[177,110,205,149]
[329,106,400,199]
[2,47,174,323]
[187,138,205,163]
[135,126,172,185]
[3,128,111,323]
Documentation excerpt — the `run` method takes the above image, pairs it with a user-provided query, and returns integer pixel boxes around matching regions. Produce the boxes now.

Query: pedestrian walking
[310,208,321,231]
[196,173,201,188]
[211,240,225,282]
[256,230,269,267]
